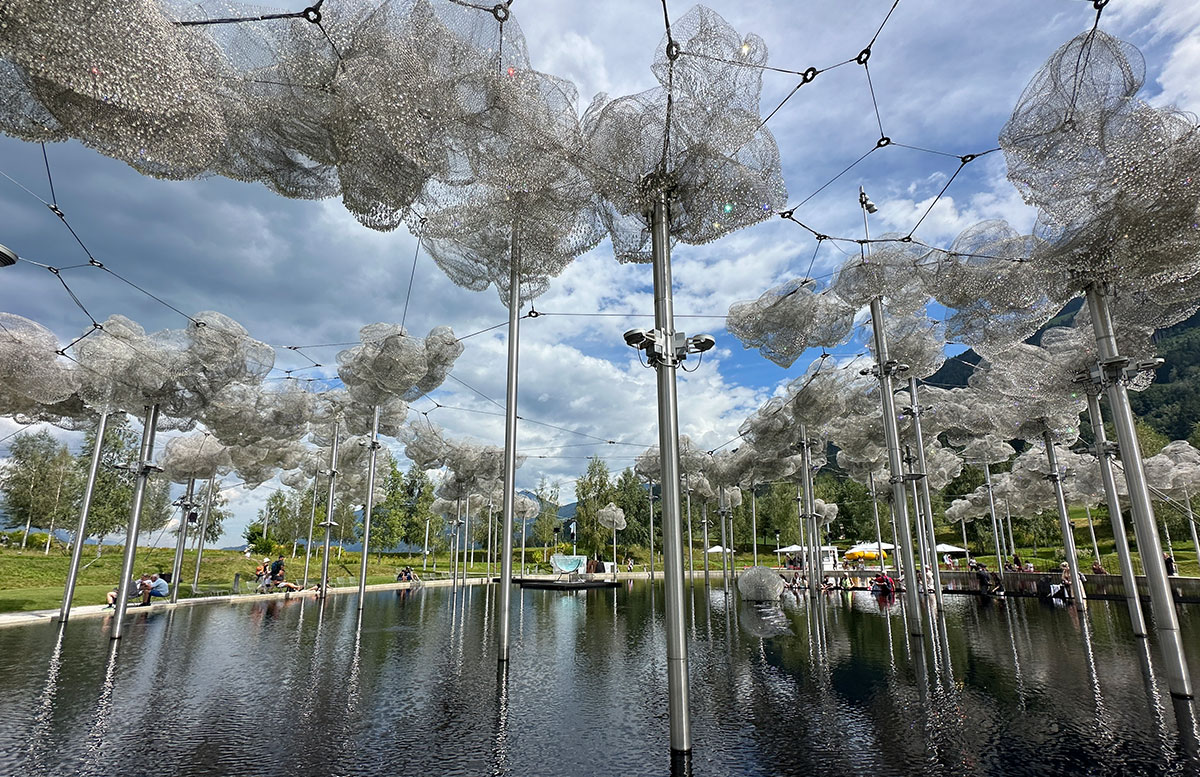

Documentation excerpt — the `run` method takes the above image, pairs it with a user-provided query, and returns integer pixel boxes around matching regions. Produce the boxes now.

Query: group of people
[396,567,419,582]
[255,556,302,593]
[105,572,169,608]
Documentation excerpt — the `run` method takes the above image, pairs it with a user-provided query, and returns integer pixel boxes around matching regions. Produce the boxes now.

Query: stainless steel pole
[1085,506,1101,564]
[870,297,923,636]
[318,423,340,597]
[1005,500,1017,562]
[800,427,819,595]
[463,491,472,587]
[686,489,694,580]
[519,512,527,579]
[1087,284,1191,698]
[908,378,944,608]
[647,477,655,581]
[613,525,618,581]
[452,497,461,594]
[302,474,319,588]
[111,404,160,640]
[869,472,886,574]
[423,517,431,572]
[498,234,522,662]
[60,411,108,623]
[718,488,729,587]
[983,464,1005,583]
[751,489,758,567]
[1187,488,1200,576]
[192,476,215,593]
[650,190,691,754]
[169,478,194,604]
[702,504,710,583]
[357,406,381,609]
[961,520,970,567]
[1044,431,1086,613]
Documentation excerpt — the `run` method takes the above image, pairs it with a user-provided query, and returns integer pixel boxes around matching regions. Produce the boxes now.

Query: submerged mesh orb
[737,566,784,602]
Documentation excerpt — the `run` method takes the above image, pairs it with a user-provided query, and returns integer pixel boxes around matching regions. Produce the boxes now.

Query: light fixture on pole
[0,242,17,267]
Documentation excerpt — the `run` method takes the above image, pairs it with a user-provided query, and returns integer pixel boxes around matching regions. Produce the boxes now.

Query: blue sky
[0,0,1196,544]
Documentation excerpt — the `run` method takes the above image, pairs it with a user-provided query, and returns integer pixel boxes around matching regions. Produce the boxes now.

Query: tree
[573,457,613,554]
[1,430,65,546]
[531,477,561,548]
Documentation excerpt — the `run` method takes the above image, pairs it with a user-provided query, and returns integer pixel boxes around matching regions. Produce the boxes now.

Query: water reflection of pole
[1004,605,1027,712]
[81,640,121,771]
[317,424,340,598]
[28,624,66,771]
[111,403,160,640]
[59,411,108,623]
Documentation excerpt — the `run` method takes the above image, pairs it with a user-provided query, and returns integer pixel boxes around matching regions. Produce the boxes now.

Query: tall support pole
[1005,500,1017,562]
[686,489,694,580]
[647,478,656,581]
[192,476,216,593]
[169,478,195,604]
[649,189,691,754]
[983,464,1005,583]
[302,475,319,588]
[718,488,729,587]
[487,498,495,580]
[111,404,160,640]
[960,520,971,567]
[452,497,462,594]
[519,512,528,578]
[1187,488,1200,576]
[1085,506,1101,564]
[60,411,109,622]
[462,493,473,586]
[870,299,923,636]
[357,407,381,609]
[869,473,886,574]
[498,233,522,662]
[318,424,340,598]
[613,525,619,581]
[799,427,820,595]
[423,517,431,572]
[702,505,710,583]
[1088,286,1188,698]
[907,379,944,608]
[751,489,758,567]
[1044,431,1086,613]
[795,484,805,568]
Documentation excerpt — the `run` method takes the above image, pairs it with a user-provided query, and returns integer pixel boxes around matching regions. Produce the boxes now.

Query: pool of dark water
[0,581,1198,776]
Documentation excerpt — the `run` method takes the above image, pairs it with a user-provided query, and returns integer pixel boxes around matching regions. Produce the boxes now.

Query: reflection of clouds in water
[739,601,793,639]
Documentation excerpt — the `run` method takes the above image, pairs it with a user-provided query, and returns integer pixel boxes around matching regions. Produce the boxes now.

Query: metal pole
[800,428,819,595]
[498,228,522,658]
[463,491,472,587]
[452,497,461,594]
[192,476,215,593]
[302,475,319,588]
[649,189,692,753]
[318,423,340,597]
[487,498,494,580]
[647,478,655,581]
[702,504,710,583]
[357,406,381,609]
[718,488,729,587]
[907,459,930,596]
[1005,499,1017,562]
[870,295,923,636]
[169,478,194,604]
[750,489,758,567]
[961,520,971,567]
[869,472,885,574]
[423,517,431,572]
[519,511,527,579]
[1085,506,1101,564]
[907,379,944,607]
[686,489,694,580]
[1187,488,1200,577]
[613,524,618,581]
[111,404,160,640]
[1044,430,1086,613]
[1088,285,1189,699]
[983,464,1005,583]
[60,411,108,623]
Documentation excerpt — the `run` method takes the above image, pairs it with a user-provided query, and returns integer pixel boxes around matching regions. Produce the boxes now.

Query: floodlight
[0,243,17,267]
[687,334,716,354]
[859,189,878,214]
[623,328,652,349]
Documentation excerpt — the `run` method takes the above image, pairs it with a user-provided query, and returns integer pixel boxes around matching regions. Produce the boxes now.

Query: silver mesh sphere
[737,566,784,602]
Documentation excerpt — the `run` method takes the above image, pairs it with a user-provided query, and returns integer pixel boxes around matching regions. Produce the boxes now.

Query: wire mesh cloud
[598,502,626,532]
[583,5,787,262]
[726,280,855,368]
[0,313,79,406]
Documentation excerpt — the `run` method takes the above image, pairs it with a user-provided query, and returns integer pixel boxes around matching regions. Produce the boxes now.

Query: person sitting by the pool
[820,576,836,591]
[106,574,150,607]
[270,555,285,578]
[1091,559,1106,575]
[871,573,894,595]
[141,572,169,605]
[837,575,852,590]
[1012,553,1023,569]
[271,567,302,592]
[1059,562,1077,599]
[975,563,1002,595]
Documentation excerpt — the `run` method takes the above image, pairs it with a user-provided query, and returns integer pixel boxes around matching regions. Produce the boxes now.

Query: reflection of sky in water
[0,588,1197,775]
